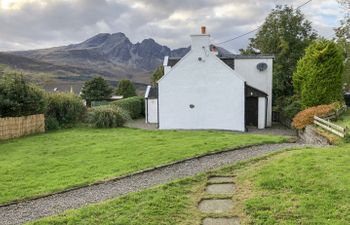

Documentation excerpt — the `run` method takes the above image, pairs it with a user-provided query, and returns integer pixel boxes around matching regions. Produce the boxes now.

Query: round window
[257,62,268,71]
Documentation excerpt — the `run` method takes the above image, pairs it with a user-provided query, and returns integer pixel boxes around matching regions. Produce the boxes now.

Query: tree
[335,0,350,59]
[0,73,46,117]
[243,5,317,107]
[115,79,136,98]
[81,77,112,106]
[335,0,350,91]
[293,39,344,108]
[150,66,164,86]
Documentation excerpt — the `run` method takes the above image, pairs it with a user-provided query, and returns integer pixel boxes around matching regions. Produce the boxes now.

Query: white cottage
[145,27,273,132]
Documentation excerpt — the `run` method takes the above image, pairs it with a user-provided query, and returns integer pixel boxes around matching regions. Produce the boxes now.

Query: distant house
[145,27,273,131]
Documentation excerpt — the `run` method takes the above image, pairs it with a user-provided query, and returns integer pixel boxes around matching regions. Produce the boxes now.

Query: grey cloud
[0,0,342,52]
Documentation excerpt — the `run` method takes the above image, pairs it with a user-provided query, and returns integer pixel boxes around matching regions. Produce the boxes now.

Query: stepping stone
[208,176,234,183]
[205,183,235,194]
[202,217,240,225]
[198,199,233,213]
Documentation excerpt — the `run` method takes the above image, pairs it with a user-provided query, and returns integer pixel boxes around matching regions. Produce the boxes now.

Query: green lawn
[0,127,285,205]
[28,144,350,225]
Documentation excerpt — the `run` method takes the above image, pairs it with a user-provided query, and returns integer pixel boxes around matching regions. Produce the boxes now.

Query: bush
[45,116,60,131]
[293,39,344,108]
[87,105,130,128]
[111,96,144,119]
[46,92,86,129]
[280,96,302,119]
[0,73,46,117]
[292,103,336,129]
[91,100,110,107]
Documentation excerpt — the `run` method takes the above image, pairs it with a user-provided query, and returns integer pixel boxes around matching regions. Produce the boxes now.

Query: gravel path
[0,143,312,225]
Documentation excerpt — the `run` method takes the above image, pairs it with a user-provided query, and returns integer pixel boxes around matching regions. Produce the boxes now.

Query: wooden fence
[313,116,348,138]
[0,114,45,141]
[323,105,348,120]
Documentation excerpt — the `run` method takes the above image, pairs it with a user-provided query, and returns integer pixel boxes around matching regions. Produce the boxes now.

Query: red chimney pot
[201,26,206,34]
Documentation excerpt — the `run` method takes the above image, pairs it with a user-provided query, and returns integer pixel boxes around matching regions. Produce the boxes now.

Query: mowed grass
[0,127,285,204]
[28,144,350,225]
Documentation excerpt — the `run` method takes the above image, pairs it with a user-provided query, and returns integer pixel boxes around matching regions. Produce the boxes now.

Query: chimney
[191,26,210,51]
[201,26,206,34]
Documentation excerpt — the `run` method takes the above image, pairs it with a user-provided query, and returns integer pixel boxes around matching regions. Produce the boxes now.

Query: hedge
[45,92,86,130]
[292,103,336,130]
[87,105,130,128]
[111,96,144,119]
[0,74,46,117]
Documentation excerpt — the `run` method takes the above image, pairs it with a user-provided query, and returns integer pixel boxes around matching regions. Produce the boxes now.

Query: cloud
[0,0,344,52]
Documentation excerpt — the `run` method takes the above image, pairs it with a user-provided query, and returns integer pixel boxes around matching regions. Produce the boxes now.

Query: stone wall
[298,125,330,145]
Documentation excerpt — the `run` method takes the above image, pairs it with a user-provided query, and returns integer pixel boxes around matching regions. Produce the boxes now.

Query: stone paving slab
[203,217,240,225]
[198,199,234,213]
[205,183,235,194]
[208,176,235,183]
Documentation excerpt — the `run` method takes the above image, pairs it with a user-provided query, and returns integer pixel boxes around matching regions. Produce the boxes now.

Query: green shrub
[0,73,46,117]
[46,92,86,129]
[293,39,344,108]
[280,96,301,119]
[45,116,60,131]
[111,96,144,119]
[91,100,110,107]
[87,105,130,128]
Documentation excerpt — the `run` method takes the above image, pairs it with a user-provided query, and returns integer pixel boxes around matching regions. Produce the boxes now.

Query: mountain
[11,32,190,78]
[0,32,230,93]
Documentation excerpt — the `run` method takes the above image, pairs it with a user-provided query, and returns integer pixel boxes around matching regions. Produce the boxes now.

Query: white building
[145,27,273,131]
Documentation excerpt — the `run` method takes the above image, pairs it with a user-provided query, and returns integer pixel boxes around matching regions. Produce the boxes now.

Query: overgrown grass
[0,127,285,204]
[335,109,350,132]
[238,146,350,224]
[28,144,350,225]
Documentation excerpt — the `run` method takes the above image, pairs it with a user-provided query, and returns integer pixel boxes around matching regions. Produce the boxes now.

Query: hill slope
[10,33,189,81]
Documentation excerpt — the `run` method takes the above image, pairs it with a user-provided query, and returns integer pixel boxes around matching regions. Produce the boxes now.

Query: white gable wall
[235,59,273,126]
[158,34,245,131]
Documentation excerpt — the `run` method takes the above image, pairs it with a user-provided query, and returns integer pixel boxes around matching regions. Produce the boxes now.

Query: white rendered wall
[158,34,246,131]
[235,59,273,126]
[258,97,266,129]
[146,99,158,123]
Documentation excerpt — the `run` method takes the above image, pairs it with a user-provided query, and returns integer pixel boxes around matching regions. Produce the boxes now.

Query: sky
[0,0,346,52]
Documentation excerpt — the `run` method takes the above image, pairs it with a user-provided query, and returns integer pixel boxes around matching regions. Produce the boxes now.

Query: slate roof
[245,84,268,97]
[145,85,158,99]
